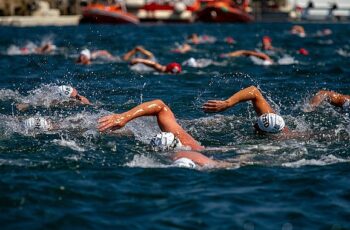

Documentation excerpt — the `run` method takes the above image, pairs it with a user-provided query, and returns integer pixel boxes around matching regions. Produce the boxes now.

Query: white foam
[52,138,86,152]
[336,49,350,57]
[124,154,168,168]
[250,56,273,66]
[277,55,298,65]
[282,155,348,168]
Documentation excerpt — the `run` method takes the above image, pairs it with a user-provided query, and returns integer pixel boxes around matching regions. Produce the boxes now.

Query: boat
[125,0,200,23]
[196,0,253,23]
[80,2,139,24]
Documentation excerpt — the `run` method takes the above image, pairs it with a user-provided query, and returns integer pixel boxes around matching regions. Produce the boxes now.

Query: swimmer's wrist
[224,100,231,108]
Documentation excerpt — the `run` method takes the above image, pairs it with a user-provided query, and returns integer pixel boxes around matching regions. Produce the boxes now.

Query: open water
[0,23,349,229]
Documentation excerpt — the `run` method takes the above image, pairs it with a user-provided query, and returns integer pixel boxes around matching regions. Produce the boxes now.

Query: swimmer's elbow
[152,99,166,107]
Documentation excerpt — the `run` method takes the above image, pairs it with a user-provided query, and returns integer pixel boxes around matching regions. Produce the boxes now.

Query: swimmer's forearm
[134,59,164,72]
[121,100,165,123]
[225,86,259,107]
[137,47,154,59]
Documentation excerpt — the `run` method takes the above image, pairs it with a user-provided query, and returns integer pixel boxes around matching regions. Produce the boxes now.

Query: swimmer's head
[173,157,196,169]
[149,132,182,151]
[186,57,197,67]
[298,48,309,56]
[165,62,182,74]
[77,49,91,64]
[23,117,52,132]
[58,85,74,98]
[80,49,91,60]
[256,113,285,133]
[263,36,272,43]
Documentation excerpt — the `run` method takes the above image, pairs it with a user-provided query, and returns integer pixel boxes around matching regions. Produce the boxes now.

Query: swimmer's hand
[202,100,229,112]
[98,114,127,132]
[16,103,30,112]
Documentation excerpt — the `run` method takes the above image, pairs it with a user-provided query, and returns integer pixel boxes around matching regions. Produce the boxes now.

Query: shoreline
[0,16,80,27]
[0,15,349,27]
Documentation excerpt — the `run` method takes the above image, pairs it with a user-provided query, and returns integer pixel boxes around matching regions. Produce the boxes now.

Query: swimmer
[220,50,274,65]
[76,48,115,65]
[187,33,216,44]
[122,46,155,61]
[203,86,287,134]
[98,99,234,168]
[261,36,274,51]
[290,25,306,37]
[316,28,332,37]
[16,85,91,111]
[130,58,182,74]
[225,36,236,44]
[306,90,350,111]
[171,43,192,54]
[34,42,56,54]
[188,33,201,44]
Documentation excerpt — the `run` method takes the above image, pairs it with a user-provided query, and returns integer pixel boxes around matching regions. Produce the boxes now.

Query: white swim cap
[173,158,196,169]
[149,132,182,151]
[256,113,285,133]
[23,117,51,131]
[187,57,197,67]
[80,49,91,59]
[58,85,74,98]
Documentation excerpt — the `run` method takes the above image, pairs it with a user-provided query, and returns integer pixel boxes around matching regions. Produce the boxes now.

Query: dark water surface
[0,23,349,229]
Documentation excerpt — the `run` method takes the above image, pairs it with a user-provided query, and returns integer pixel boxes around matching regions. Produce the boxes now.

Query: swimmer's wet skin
[308,90,350,111]
[97,100,242,168]
[220,50,274,64]
[203,86,287,134]
[130,58,182,74]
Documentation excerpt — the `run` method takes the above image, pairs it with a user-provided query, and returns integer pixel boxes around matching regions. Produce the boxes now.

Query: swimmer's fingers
[202,100,227,112]
[98,121,117,132]
[98,114,116,123]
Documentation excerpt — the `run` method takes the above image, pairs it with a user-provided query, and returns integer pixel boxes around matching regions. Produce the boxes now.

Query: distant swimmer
[187,33,216,44]
[203,86,287,134]
[76,48,115,65]
[16,85,91,111]
[34,42,57,54]
[8,42,57,55]
[261,36,274,51]
[225,36,236,44]
[182,57,212,68]
[122,46,155,61]
[316,28,332,37]
[220,50,274,65]
[171,43,192,54]
[97,100,234,168]
[130,58,182,74]
[306,90,350,111]
[290,25,306,37]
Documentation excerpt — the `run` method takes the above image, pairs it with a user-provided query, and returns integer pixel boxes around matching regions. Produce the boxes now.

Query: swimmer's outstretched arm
[98,100,204,151]
[130,58,165,72]
[203,86,274,115]
[308,90,350,109]
[222,50,272,61]
[91,50,114,59]
[122,46,154,61]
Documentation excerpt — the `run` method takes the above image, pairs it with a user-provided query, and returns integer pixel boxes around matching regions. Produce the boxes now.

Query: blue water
[0,23,349,229]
